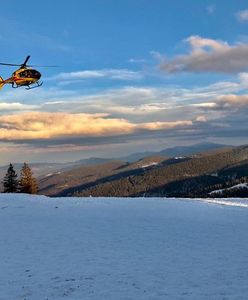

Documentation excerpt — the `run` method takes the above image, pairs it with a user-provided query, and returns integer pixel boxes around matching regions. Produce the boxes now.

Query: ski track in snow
[0,194,248,299]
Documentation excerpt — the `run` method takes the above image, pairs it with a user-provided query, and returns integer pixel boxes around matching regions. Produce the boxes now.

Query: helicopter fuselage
[11,68,42,87]
[1,67,43,90]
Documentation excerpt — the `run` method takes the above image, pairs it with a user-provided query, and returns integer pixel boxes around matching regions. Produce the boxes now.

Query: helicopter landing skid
[11,81,43,90]
[25,81,43,90]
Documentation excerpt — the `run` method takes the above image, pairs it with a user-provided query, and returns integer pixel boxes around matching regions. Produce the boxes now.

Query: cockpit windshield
[19,69,41,79]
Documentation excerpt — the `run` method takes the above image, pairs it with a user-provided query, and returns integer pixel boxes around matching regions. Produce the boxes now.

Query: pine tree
[3,163,19,193]
[19,163,38,194]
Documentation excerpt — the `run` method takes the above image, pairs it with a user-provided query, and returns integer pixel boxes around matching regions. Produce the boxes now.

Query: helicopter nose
[35,71,41,79]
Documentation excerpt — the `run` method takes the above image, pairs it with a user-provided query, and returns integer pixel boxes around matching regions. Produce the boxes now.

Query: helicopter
[0,56,56,90]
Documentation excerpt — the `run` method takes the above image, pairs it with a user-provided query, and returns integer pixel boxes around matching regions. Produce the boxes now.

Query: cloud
[236,10,248,22]
[138,120,192,130]
[206,5,215,14]
[1,78,243,126]
[160,36,248,73]
[191,94,248,116]
[0,112,192,141]
[39,78,244,120]
[216,94,248,108]
[0,102,38,111]
[191,93,248,111]
[1,73,248,153]
[195,116,208,122]
[128,58,147,63]
[53,69,143,82]
[192,102,217,108]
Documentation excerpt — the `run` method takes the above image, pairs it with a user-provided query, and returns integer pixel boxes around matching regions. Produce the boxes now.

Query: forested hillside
[66,146,248,197]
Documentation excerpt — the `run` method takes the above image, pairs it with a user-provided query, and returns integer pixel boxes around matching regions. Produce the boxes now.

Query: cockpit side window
[19,71,26,78]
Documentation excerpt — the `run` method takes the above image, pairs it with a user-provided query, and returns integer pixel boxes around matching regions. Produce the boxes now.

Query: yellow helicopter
[0,56,56,90]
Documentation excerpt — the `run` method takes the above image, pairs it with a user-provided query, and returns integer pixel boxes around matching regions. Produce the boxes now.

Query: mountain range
[35,142,248,198]
[3,142,248,197]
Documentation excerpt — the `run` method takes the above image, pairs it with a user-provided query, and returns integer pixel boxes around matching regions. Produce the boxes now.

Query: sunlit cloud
[192,102,217,108]
[160,36,248,73]
[216,94,248,108]
[191,93,248,110]
[0,111,192,141]
[138,120,192,130]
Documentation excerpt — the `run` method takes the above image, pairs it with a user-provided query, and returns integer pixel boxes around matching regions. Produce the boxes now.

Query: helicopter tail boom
[0,76,5,89]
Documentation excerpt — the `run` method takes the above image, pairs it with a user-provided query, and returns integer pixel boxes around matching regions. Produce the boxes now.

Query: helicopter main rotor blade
[27,65,59,68]
[0,62,22,66]
[0,63,59,68]
[0,55,59,68]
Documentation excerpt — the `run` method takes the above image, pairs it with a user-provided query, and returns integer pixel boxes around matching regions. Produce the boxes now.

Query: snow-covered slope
[210,183,248,196]
[0,195,248,299]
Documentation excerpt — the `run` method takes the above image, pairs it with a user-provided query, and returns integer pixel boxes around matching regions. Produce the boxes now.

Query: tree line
[2,163,38,194]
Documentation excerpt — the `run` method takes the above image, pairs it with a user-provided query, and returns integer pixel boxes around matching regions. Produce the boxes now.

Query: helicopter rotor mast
[20,55,31,68]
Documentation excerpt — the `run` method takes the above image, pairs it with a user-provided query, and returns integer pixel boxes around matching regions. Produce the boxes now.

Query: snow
[1,194,248,299]
[45,171,62,177]
[210,183,248,195]
[141,162,159,168]
[45,173,53,177]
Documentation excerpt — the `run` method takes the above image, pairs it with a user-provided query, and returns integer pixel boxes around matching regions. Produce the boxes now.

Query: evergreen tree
[19,163,38,194]
[3,163,18,193]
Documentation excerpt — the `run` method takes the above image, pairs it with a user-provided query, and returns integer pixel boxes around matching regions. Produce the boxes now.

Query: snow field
[0,194,248,299]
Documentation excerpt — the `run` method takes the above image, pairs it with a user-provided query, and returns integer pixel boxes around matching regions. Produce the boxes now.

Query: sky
[1,0,248,165]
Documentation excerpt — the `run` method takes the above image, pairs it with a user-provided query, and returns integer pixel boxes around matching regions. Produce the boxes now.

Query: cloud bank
[0,112,192,141]
[160,36,248,73]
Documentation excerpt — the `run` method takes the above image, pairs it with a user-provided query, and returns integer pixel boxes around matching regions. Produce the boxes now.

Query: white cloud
[206,5,215,14]
[192,102,217,108]
[195,116,208,122]
[53,69,143,82]
[38,74,248,121]
[128,58,146,63]
[236,10,248,22]
[0,102,38,111]
[160,36,248,73]
[150,51,165,61]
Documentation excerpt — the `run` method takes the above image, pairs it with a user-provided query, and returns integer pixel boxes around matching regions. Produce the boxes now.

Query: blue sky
[1,1,248,164]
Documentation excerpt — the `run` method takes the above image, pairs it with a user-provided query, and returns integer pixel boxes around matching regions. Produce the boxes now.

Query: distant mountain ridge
[118,142,230,162]
[0,142,228,176]
[0,142,238,196]
[52,145,248,198]
[158,142,231,157]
